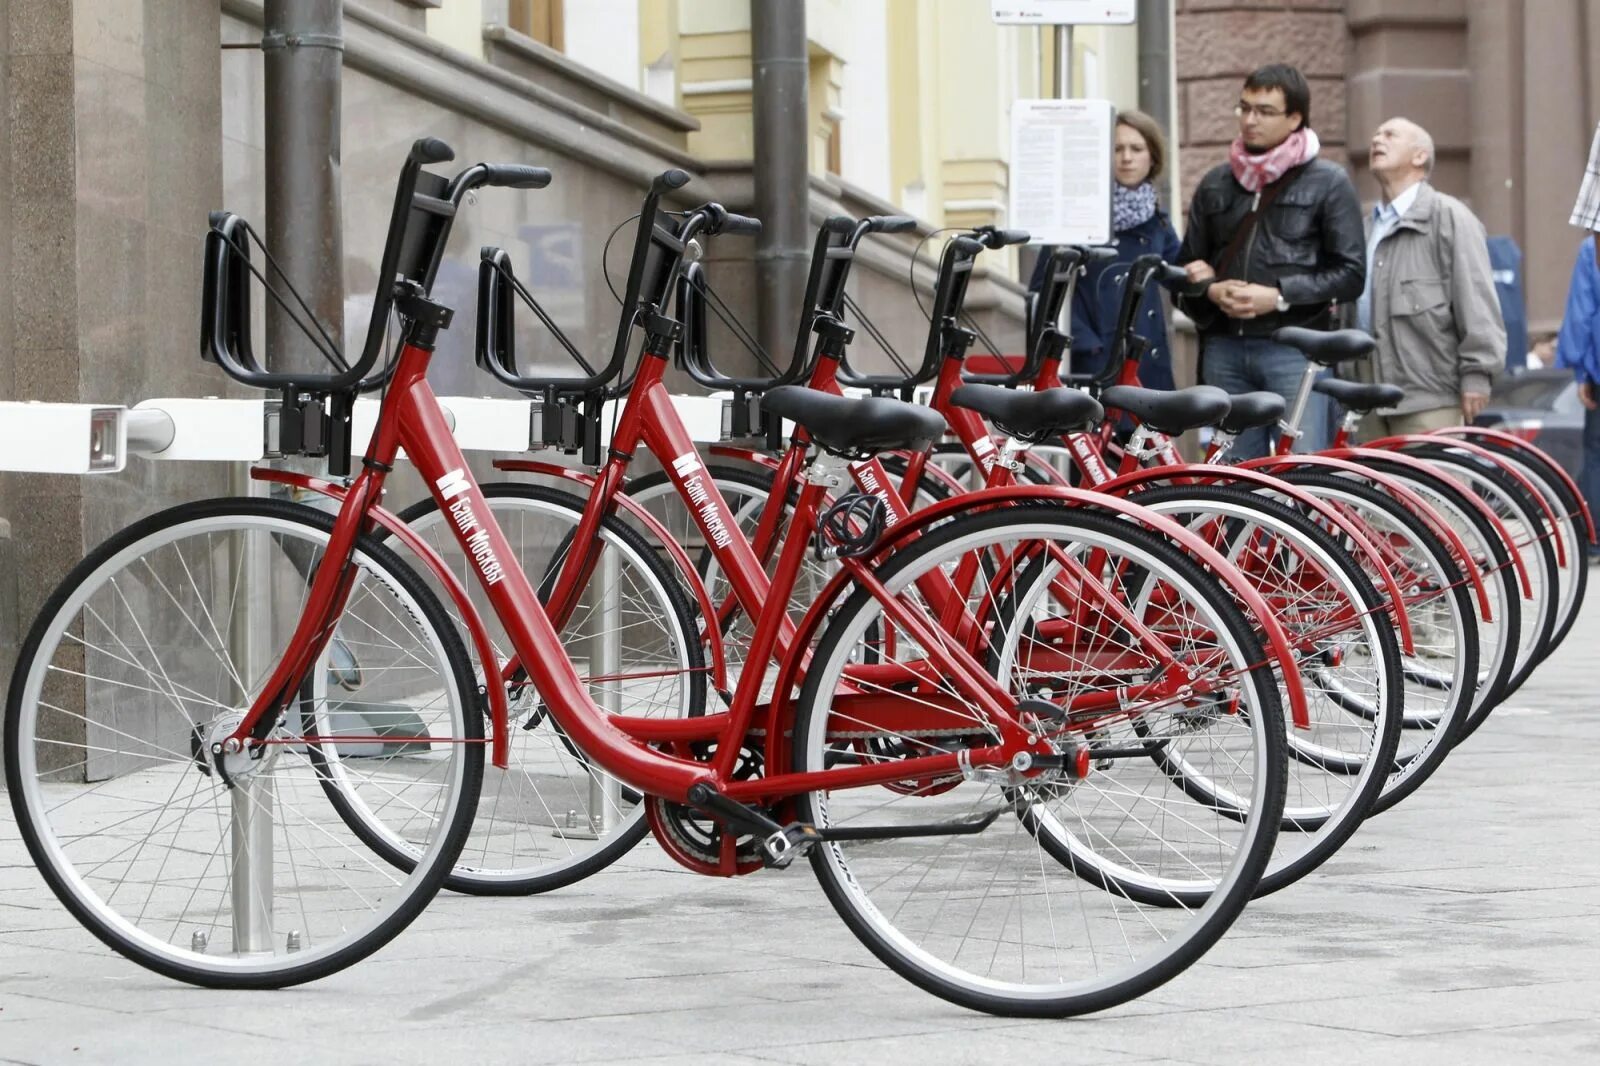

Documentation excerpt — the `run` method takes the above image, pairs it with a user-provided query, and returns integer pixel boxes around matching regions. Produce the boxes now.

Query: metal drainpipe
[262,0,343,376]
[1136,0,1175,203]
[751,0,809,375]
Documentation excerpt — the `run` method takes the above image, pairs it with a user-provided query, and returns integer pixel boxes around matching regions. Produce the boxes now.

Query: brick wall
[1174,0,1351,213]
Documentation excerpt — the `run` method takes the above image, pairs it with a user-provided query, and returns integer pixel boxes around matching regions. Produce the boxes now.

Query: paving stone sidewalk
[3,597,1598,1065]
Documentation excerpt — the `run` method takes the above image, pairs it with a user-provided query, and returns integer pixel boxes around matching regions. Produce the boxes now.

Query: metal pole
[228,467,275,955]
[751,0,809,375]
[1135,0,1173,126]
[557,544,624,841]
[229,769,277,955]
[587,546,624,835]
[1136,0,1176,204]
[262,0,343,375]
[1055,24,1073,98]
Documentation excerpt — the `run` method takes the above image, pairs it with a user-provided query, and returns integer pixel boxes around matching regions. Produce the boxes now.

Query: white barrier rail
[1,394,738,474]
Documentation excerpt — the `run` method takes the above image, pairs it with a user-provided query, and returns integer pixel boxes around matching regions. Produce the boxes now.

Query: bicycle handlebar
[972,226,1031,249]
[717,212,763,237]
[837,230,990,392]
[1158,262,1194,288]
[653,169,692,194]
[206,136,500,394]
[410,137,454,165]
[869,216,919,235]
[480,163,553,189]
[1083,252,1173,390]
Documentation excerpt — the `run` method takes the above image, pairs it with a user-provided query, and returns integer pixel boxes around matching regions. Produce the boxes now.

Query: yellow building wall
[426,0,488,60]
[416,0,1129,279]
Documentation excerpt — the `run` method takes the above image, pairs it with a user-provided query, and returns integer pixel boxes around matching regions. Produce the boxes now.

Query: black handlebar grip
[719,212,763,237]
[869,215,919,234]
[411,137,455,165]
[951,235,986,255]
[823,215,857,234]
[990,228,1031,247]
[1159,262,1191,284]
[483,164,553,189]
[1085,245,1120,263]
[653,169,692,193]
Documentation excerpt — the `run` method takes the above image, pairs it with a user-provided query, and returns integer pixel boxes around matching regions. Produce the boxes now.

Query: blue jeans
[1584,402,1600,558]
[1200,335,1331,459]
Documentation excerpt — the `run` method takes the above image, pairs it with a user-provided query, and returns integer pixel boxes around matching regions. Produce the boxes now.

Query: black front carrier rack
[201,137,552,475]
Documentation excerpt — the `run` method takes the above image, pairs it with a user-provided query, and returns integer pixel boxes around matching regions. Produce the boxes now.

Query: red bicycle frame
[223,333,1083,809]
[697,343,1316,727]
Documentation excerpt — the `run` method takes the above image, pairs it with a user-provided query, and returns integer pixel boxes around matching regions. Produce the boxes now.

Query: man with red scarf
[1177,64,1366,458]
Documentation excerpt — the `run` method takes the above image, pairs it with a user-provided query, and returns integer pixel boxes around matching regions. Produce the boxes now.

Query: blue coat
[1556,236,1600,385]
[1031,210,1182,389]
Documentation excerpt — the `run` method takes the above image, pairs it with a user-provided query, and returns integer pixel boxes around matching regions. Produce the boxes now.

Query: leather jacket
[1177,157,1367,338]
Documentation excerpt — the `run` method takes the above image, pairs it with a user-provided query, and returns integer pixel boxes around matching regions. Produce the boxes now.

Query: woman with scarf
[1056,110,1183,390]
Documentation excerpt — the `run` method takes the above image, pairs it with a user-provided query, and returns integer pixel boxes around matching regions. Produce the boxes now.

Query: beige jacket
[1356,182,1506,414]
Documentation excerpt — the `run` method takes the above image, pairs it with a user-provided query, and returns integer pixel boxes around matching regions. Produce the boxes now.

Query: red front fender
[1367,434,1569,568]
[1095,464,1416,655]
[251,466,512,770]
[1244,453,1504,612]
[490,458,730,692]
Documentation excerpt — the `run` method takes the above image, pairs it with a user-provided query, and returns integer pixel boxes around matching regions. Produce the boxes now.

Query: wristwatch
[1274,292,1291,313]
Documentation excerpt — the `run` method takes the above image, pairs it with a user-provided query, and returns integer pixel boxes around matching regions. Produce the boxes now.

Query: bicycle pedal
[761,822,823,869]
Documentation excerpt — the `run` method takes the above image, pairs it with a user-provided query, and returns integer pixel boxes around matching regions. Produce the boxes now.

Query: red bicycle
[645,231,1403,899]
[8,142,1294,1017]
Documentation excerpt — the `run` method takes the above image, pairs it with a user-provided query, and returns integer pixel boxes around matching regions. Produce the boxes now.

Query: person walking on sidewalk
[1350,118,1505,438]
[1558,121,1600,561]
[1176,63,1366,459]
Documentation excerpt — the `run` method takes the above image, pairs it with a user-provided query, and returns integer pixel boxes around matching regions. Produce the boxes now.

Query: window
[510,0,564,50]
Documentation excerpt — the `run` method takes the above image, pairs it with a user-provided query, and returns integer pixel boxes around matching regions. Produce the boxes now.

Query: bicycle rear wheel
[1398,443,1560,712]
[4,498,481,987]
[1126,484,1401,896]
[1277,471,1479,814]
[793,505,1286,1017]
[1451,435,1589,654]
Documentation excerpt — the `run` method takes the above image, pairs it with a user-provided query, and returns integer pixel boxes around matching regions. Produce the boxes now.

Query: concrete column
[1521,0,1591,328]
[0,0,225,754]
[1466,1,1520,239]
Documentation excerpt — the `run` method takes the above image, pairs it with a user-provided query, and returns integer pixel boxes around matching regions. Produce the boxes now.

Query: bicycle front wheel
[4,498,482,987]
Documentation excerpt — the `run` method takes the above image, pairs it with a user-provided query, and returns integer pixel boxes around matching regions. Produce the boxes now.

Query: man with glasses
[1177,64,1365,458]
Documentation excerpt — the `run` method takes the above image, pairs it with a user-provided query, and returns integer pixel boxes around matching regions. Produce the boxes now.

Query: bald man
[1350,117,1505,438]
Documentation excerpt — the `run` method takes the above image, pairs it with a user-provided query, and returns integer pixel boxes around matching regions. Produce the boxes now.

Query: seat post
[1335,408,1362,447]
[1278,362,1320,447]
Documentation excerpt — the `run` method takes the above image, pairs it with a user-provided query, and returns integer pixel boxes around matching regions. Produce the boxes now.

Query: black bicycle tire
[793,504,1287,1018]
[4,497,483,988]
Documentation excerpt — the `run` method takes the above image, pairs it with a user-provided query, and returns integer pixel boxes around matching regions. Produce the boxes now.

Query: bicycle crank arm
[685,782,807,869]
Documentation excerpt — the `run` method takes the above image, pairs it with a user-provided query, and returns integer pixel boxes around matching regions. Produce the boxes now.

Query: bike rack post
[552,542,625,842]
[229,768,277,955]
[227,465,277,955]
[586,545,624,836]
